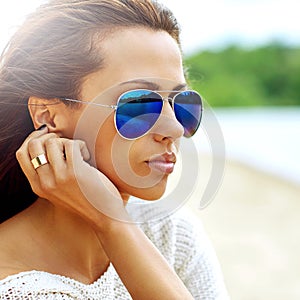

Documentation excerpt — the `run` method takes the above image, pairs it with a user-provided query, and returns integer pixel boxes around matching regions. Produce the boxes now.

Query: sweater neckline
[1,263,114,287]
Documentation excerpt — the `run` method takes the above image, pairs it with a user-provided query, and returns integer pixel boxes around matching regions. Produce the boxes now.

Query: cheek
[61,107,84,139]
[94,116,136,180]
[94,116,116,171]
[93,116,163,195]
[95,130,150,192]
[128,143,150,177]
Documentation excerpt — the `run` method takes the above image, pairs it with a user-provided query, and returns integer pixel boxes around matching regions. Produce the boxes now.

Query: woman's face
[72,28,186,201]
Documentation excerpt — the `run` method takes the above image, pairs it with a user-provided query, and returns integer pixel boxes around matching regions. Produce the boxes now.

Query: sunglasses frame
[60,89,203,140]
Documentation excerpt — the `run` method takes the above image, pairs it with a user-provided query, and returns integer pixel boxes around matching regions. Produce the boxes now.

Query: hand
[16,126,128,229]
[16,127,193,299]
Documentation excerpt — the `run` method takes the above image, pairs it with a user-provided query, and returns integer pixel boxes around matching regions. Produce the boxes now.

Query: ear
[28,96,57,131]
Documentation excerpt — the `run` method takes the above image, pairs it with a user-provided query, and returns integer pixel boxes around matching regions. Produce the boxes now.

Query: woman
[0,0,229,299]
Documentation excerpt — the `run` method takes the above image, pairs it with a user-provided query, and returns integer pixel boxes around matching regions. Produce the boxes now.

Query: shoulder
[138,207,230,299]
[128,199,201,236]
[138,206,209,260]
[139,206,205,244]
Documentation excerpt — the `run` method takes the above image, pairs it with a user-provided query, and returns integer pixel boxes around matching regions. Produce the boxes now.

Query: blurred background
[162,1,300,299]
[1,1,299,299]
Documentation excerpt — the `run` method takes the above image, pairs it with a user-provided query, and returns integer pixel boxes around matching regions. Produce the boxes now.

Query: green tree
[184,44,300,107]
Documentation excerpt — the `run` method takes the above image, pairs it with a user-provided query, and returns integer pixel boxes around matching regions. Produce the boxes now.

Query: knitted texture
[0,209,229,299]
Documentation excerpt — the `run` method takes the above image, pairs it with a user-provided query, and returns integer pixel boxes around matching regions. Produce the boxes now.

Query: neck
[16,198,109,284]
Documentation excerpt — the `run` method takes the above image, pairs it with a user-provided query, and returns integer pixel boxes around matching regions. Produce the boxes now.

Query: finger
[16,126,49,180]
[19,130,59,180]
[44,137,67,173]
[16,147,39,185]
[26,135,63,196]
[62,139,90,164]
[63,139,81,166]
[78,140,90,162]
[27,132,59,160]
[19,125,49,152]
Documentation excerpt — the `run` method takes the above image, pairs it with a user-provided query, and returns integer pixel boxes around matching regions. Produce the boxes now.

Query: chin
[134,183,168,201]
[137,193,163,201]
[123,179,168,201]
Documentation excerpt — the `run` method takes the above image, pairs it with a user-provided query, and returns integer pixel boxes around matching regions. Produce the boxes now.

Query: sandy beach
[184,156,300,300]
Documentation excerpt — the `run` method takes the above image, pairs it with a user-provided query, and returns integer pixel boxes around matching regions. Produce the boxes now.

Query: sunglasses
[61,89,203,140]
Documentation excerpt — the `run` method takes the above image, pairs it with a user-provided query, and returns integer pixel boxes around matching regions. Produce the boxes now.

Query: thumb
[78,140,91,162]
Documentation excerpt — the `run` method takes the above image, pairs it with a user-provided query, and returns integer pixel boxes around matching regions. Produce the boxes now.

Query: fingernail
[37,124,47,131]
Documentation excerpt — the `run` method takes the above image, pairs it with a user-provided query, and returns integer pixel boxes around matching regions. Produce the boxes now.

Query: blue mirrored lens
[174,91,202,137]
[116,90,163,139]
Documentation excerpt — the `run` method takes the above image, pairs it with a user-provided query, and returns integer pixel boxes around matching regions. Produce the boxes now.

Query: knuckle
[15,149,24,161]
[55,166,76,184]
[27,138,41,153]
[54,173,66,184]
[62,171,76,185]
[64,139,74,149]
[31,184,42,196]
[45,137,58,148]
[47,133,60,140]
[77,139,85,147]
[39,179,56,193]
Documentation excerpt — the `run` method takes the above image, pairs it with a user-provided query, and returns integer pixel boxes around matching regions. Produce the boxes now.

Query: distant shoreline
[193,106,300,185]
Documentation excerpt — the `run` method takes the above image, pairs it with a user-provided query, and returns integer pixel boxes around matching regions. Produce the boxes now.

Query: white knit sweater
[0,208,229,299]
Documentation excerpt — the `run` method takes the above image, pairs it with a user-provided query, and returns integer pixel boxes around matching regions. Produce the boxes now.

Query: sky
[0,0,299,54]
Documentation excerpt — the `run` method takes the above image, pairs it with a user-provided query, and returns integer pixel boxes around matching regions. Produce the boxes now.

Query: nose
[151,98,184,142]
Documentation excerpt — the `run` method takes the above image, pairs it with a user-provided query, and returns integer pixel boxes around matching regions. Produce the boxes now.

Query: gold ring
[31,153,48,170]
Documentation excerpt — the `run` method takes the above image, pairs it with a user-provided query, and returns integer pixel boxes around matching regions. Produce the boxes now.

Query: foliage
[184,44,300,107]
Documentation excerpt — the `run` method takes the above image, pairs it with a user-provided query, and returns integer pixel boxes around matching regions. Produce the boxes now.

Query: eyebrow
[119,79,188,91]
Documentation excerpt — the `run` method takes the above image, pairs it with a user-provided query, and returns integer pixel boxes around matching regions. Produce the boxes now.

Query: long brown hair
[0,0,181,223]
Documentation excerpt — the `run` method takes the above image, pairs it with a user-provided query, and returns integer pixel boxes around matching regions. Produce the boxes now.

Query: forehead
[80,27,185,101]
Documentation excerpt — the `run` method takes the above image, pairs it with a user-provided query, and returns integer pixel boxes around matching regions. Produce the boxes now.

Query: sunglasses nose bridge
[161,96,177,117]
[162,96,173,107]
[152,96,184,138]
[157,96,183,132]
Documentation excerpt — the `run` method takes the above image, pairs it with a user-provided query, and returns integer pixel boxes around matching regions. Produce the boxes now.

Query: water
[195,106,300,185]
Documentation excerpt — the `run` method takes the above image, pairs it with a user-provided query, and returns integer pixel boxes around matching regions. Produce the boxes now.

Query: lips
[147,153,176,174]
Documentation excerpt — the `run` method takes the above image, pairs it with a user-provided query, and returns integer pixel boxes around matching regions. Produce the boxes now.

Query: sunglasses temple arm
[61,98,117,109]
